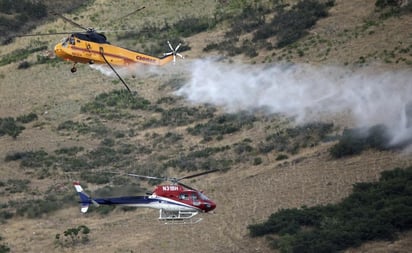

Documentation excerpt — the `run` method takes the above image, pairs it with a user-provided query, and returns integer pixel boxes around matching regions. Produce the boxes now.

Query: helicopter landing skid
[158,210,202,224]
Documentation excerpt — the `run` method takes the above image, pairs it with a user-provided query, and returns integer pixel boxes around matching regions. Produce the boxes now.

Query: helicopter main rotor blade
[177,169,220,181]
[126,173,165,181]
[177,182,198,191]
[119,6,145,20]
[16,32,77,37]
[99,47,132,93]
[51,12,88,31]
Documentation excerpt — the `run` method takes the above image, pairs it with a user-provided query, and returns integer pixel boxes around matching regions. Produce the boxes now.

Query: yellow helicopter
[23,7,184,92]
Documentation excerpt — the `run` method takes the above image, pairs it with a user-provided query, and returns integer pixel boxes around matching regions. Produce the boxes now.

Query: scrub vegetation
[248,166,412,253]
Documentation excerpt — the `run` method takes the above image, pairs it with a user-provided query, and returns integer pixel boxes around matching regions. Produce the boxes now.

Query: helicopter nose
[208,201,216,212]
[54,44,61,57]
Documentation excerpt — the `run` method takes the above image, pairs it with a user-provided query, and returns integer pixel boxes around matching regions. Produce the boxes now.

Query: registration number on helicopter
[162,185,179,191]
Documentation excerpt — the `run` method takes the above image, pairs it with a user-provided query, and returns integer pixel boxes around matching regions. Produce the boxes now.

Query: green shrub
[248,166,412,252]
[330,124,391,158]
[143,106,215,128]
[276,154,289,161]
[5,150,54,168]
[80,171,111,184]
[81,90,151,119]
[0,46,48,66]
[165,146,231,172]
[12,194,68,218]
[54,146,84,156]
[16,112,37,123]
[0,210,13,221]
[173,16,216,37]
[0,237,10,253]
[234,142,254,154]
[187,112,256,138]
[375,0,400,8]
[5,179,30,193]
[87,146,119,167]
[260,122,334,155]
[55,225,90,248]
[57,120,89,132]
[57,120,109,137]
[253,157,263,165]
[17,61,30,69]
[206,0,334,56]
[0,117,25,138]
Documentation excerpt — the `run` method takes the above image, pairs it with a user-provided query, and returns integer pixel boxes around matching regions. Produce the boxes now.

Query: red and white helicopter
[73,169,218,223]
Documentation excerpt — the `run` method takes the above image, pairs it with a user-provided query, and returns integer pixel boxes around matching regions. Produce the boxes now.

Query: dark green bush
[248,166,412,252]
[80,171,111,184]
[16,112,37,123]
[55,225,90,247]
[57,120,109,137]
[0,117,24,138]
[0,46,47,66]
[17,61,30,69]
[173,16,216,37]
[260,122,334,155]
[206,0,334,56]
[0,210,13,221]
[276,154,289,161]
[81,90,151,119]
[187,112,256,138]
[253,157,263,165]
[5,179,30,193]
[269,0,333,48]
[330,124,391,158]
[5,150,54,168]
[0,236,10,253]
[143,106,215,128]
[54,146,84,156]
[165,146,231,172]
[375,0,400,8]
[12,194,67,218]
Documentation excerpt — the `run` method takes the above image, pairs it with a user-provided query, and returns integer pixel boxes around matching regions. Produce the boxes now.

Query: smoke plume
[175,59,412,147]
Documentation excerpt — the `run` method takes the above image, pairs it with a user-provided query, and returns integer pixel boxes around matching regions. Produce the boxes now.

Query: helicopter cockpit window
[61,37,69,47]
[179,194,189,200]
[191,193,198,201]
[199,192,210,201]
[69,35,75,45]
[74,32,109,44]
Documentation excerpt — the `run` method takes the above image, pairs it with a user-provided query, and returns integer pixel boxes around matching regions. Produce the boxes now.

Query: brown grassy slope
[1,0,412,253]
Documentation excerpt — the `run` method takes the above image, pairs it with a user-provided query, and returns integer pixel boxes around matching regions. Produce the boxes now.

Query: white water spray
[176,59,412,147]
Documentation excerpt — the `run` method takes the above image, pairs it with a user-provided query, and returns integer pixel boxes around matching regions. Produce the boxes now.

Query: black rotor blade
[16,32,76,37]
[99,47,132,93]
[125,173,165,181]
[52,12,88,31]
[119,6,145,20]
[107,171,165,181]
[177,182,198,191]
[177,169,220,181]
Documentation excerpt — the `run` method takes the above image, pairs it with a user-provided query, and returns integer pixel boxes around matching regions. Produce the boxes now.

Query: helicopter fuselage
[74,182,216,217]
[54,32,174,67]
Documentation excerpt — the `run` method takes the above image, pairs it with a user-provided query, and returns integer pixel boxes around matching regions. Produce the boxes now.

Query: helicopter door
[191,193,200,206]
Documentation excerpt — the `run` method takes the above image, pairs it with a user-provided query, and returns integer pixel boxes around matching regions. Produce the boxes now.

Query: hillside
[0,0,412,252]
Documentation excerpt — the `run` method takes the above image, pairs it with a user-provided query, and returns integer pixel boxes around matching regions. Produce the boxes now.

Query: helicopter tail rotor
[164,41,184,63]
[73,182,99,213]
